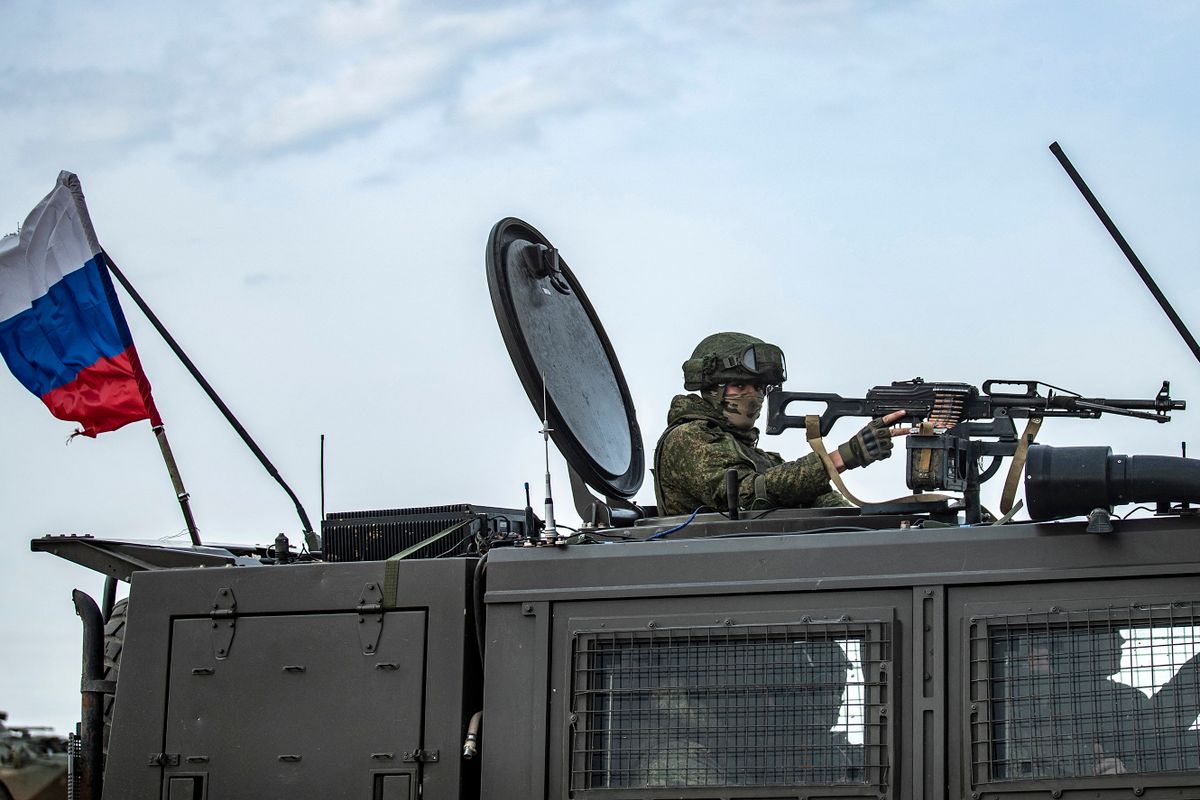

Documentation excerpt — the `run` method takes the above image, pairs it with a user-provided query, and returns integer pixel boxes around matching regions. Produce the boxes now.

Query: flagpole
[59,173,202,546]
[115,296,202,546]
[101,251,318,550]
[152,425,202,545]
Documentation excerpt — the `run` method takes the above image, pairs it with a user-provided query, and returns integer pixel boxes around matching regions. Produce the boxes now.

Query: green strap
[805,415,957,510]
[805,415,868,506]
[1000,417,1043,515]
[383,518,473,609]
[992,499,1024,526]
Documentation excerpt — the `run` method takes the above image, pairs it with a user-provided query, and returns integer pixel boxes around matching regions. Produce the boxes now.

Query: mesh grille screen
[970,603,1200,783]
[570,622,890,790]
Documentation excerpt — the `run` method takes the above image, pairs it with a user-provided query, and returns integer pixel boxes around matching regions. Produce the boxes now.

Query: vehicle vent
[321,504,525,562]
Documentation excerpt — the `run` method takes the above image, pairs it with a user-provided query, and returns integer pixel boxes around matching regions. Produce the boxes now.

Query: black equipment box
[321,503,526,562]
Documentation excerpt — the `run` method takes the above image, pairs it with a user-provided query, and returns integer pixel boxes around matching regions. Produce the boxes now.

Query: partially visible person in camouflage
[725,639,864,785]
[1005,628,1200,777]
[637,639,863,787]
[637,678,723,787]
[654,332,906,516]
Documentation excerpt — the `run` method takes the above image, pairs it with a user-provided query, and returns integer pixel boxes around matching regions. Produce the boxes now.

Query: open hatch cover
[486,217,644,500]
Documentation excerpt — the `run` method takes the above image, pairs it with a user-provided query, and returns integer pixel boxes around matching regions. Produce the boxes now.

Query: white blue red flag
[0,172,160,437]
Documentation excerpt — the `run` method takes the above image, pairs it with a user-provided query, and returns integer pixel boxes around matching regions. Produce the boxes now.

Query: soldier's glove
[837,417,895,470]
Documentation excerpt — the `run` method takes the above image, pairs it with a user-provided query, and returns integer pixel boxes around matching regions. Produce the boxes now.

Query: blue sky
[2,0,1199,732]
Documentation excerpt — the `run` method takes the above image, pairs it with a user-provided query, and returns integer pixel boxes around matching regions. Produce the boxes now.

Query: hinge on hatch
[357,582,384,655]
[147,752,180,767]
[210,586,236,660]
[401,749,439,763]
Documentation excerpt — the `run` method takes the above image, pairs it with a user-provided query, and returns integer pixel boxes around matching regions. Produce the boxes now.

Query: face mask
[719,386,764,430]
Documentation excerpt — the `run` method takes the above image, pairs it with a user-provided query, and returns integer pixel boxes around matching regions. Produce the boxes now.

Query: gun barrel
[984,377,1185,420]
[1072,397,1186,411]
[987,395,1178,410]
[1072,401,1172,422]
[984,395,1182,421]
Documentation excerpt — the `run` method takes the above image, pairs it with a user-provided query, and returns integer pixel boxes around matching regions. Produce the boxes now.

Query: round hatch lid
[486,217,644,499]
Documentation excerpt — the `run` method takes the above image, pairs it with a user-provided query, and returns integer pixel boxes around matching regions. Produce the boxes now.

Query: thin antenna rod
[103,252,317,546]
[1049,141,1200,366]
[540,373,557,538]
[320,434,326,521]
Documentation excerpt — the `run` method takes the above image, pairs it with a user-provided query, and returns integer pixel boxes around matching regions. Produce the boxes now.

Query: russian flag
[0,172,159,437]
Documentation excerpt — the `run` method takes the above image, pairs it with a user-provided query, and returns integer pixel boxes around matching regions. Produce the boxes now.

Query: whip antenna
[1050,141,1200,367]
[540,372,558,539]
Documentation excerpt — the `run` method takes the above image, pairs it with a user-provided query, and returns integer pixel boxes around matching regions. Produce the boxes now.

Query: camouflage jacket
[639,739,722,787]
[653,393,847,516]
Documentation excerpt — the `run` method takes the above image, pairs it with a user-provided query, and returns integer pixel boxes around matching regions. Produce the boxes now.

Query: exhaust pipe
[72,590,107,800]
[1025,444,1200,521]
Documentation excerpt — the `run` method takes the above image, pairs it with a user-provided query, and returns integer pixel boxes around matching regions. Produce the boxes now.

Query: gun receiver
[766,378,1185,524]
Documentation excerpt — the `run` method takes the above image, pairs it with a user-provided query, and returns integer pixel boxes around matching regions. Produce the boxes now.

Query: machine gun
[766,378,1185,523]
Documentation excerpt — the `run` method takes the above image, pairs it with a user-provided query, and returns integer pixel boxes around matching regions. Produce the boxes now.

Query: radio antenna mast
[540,372,558,540]
[1050,141,1200,367]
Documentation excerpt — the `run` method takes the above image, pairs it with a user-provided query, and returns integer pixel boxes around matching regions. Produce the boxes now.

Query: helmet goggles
[683,334,787,391]
[724,343,786,388]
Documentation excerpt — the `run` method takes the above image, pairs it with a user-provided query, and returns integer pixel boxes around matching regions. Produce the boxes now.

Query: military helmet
[682,332,787,391]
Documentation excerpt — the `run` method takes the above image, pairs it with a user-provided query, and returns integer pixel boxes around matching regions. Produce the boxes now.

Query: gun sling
[804,415,961,511]
[1000,416,1042,515]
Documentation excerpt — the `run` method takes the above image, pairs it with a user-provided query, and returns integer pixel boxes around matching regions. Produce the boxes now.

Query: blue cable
[647,507,703,540]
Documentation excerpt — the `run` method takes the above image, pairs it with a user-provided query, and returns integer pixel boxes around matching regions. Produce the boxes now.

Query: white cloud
[421,3,550,43]
[453,32,660,131]
[457,73,568,133]
[226,2,577,154]
[3,0,892,168]
[317,0,414,43]
[242,46,454,152]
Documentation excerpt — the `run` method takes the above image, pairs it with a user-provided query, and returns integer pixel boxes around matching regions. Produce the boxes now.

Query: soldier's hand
[837,411,908,470]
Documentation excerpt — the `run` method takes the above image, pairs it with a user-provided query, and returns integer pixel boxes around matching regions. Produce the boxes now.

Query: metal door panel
[163,611,425,799]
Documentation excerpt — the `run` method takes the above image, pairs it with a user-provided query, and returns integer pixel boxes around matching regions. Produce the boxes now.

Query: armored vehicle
[33,216,1200,800]
[0,712,68,800]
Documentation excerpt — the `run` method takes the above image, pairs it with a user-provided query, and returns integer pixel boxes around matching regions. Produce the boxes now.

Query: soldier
[638,639,862,787]
[1061,629,1200,774]
[638,677,723,787]
[1006,628,1200,776]
[744,639,863,785]
[654,332,906,516]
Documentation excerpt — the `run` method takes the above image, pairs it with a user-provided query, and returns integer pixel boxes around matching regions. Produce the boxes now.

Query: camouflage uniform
[637,676,724,786]
[637,639,863,787]
[654,392,848,516]
[639,739,723,787]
